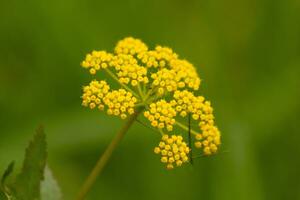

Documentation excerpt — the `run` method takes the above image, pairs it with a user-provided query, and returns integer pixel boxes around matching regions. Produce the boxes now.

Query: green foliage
[0,126,63,200]
[1,161,14,188]
[12,126,47,200]
[0,0,299,199]
[0,127,52,200]
[0,161,14,200]
[0,191,7,200]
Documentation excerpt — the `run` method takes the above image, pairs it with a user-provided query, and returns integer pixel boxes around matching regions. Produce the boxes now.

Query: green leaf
[12,126,47,200]
[41,166,61,200]
[0,161,15,200]
[1,161,14,188]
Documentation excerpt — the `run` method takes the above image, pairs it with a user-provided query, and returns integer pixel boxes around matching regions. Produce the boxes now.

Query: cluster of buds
[81,37,221,169]
[154,135,190,169]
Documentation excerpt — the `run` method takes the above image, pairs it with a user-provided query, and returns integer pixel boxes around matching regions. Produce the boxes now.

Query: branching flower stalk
[77,37,221,199]
[75,108,143,200]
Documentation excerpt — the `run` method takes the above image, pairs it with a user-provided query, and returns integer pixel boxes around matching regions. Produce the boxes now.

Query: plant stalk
[175,121,199,135]
[75,108,143,200]
[104,68,139,98]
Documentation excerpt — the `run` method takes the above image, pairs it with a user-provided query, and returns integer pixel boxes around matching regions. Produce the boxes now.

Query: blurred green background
[1,0,300,199]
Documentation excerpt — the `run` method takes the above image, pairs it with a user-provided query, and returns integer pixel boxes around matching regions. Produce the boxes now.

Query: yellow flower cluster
[154,135,190,169]
[115,37,148,55]
[137,46,178,68]
[144,100,176,131]
[197,101,221,155]
[196,125,221,155]
[82,80,110,110]
[81,51,114,75]
[172,90,221,155]
[103,89,137,119]
[111,54,137,69]
[112,54,148,86]
[170,59,201,91]
[81,37,222,169]
[151,69,177,95]
[172,90,205,117]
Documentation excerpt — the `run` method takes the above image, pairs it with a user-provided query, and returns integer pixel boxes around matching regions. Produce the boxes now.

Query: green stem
[135,102,147,107]
[175,121,199,136]
[143,86,155,101]
[104,68,139,98]
[158,129,165,136]
[142,83,146,94]
[75,108,143,200]
[137,83,144,100]
[144,94,161,105]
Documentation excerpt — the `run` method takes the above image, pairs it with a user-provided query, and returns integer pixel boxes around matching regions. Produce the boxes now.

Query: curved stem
[75,108,143,200]
[144,94,160,105]
[158,128,165,136]
[143,86,156,101]
[137,83,145,100]
[104,68,139,98]
[175,121,199,136]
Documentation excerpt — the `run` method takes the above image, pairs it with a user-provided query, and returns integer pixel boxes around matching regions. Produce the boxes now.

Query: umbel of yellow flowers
[81,37,221,169]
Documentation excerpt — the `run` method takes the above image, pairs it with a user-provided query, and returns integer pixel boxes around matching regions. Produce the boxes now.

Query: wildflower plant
[78,37,221,199]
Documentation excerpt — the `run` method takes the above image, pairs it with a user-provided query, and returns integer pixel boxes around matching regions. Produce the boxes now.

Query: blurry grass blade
[0,161,15,199]
[12,125,47,200]
[1,161,14,189]
[41,166,62,200]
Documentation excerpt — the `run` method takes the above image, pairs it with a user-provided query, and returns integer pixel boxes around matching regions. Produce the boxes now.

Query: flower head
[81,51,114,75]
[113,54,148,86]
[81,37,221,169]
[144,100,176,131]
[82,80,110,110]
[115,37,148,55]
[137,46,178,68]
[154,135,190,169]
[103,89,137,119]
